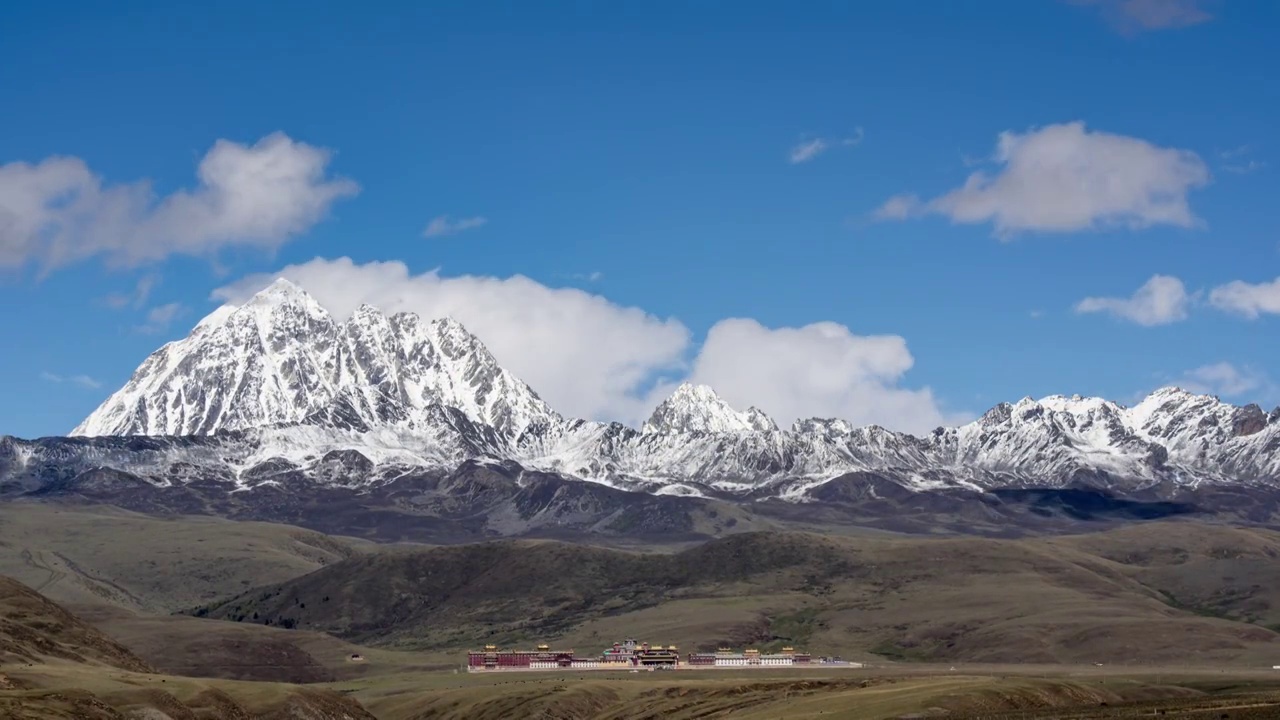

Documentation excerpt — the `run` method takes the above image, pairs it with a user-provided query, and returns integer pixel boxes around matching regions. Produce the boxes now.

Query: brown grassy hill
[0,503,373,614]
[1049,523,1280,627]
[0,575,378,719]
[188,524,1280,665]
[0,576,151,672]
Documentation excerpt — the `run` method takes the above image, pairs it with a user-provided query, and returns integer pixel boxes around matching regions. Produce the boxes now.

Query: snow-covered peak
[744,406,779,433]
[191,304,238,334]
[73,282,558,440]
[792,417,854,436]
[350,302,386,321]
[237,277,325,315]
[67,281,1280,498]
[642,383,777,434]
[1124,385,1253,451]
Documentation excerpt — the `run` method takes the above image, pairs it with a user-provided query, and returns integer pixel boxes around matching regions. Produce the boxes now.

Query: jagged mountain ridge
[74,278,560,440]
[30,279,1280,503]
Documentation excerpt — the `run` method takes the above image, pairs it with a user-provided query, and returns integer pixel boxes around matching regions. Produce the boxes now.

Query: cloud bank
[212,258,963,433]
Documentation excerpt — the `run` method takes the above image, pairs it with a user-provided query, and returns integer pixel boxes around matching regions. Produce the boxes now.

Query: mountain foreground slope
[0,573,378,719]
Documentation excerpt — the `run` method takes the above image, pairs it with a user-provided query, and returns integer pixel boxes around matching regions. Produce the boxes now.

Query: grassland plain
[190,524,1280,666]
[9,503,1280,717]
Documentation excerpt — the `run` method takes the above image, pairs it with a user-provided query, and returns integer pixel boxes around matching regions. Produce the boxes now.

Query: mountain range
[4,278,1280,540]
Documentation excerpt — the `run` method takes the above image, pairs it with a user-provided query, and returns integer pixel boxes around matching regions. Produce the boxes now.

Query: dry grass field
[0,502,379,613]
[6,504,1280,717]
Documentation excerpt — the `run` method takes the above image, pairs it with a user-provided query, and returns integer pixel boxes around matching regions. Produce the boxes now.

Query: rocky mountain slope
[74,278,559,440]
[4,279,1280,537]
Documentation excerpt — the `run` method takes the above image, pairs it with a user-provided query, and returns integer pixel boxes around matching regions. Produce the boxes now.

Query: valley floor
[7,503,1280,717]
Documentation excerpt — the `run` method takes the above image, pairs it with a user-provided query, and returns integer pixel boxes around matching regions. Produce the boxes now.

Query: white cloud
[1075,274,1192,326]
[1209,276,1280,319]
[0,132,357,272]
[1223,160,1266,175]
[789,139,828,164]
[1070,0,1216,33]
[1218,145,1266,174]
[873,194,922,221]
[682,318,967,434]
[877,122,1210,237]
[1179,362,1269,398]
[211,257,958,432]
[40,371,102,389]
[103,273,160,309]
[788,128,863,164]
[136,302,186,334]
[213,258,690,424]
[422,215,488,238]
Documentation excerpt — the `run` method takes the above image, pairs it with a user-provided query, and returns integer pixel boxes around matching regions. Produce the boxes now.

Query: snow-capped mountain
[74,278,560,440]
[18,279,1280,511]
[642,384,777,434]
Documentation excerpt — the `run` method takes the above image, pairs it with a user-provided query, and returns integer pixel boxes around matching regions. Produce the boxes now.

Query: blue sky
[2,0,1278,437]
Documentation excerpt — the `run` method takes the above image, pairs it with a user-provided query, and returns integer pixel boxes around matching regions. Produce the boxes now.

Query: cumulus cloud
[211,258,958,432]
[788,128,863,164]
[1209,276,1280,319]
[1179,362,1270,398]
[681,318,965,434]
[40,371,102,389]
[213,258,690,424]
[422,215,488,238]
[136,302,186,334]
[876,122,1210,237]
[0,132,357,272]
[1075,274,1192,325]
[1070,0,1216,33]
